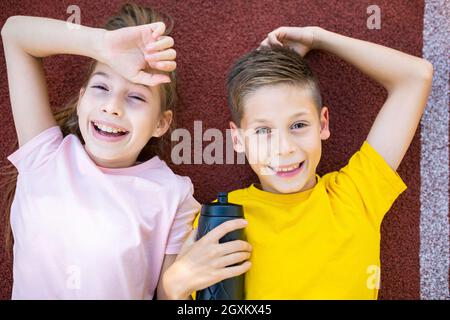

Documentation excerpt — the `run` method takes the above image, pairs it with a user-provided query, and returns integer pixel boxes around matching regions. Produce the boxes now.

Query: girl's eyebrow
[91,71,152,93]
[91,71,109,79]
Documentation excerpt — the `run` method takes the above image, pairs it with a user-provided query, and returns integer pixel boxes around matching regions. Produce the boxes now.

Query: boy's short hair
[227,46,322,126]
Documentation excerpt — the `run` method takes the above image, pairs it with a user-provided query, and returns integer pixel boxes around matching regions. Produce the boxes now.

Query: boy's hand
[162,219,252,299]
[99,21,175,87]
[259,26,321,57]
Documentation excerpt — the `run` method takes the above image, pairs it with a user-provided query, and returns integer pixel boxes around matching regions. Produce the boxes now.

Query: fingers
[149,21,166,39]
[215,251,251,268]
[146,36,174,52]
[133,71,171,87]
[218,240,252,256]
[145,48,177,72]
[202,219,248,243]
[267,30,283,47]
[145,48,176,61]
[258,33,282,50]
[258,38,270,50]
[143,35,175,73]
[218,261,252,282]
[258,27,289,49]
[147,61,177,72]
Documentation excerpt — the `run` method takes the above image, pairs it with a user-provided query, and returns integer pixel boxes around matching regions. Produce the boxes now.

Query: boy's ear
[319,106,330,140]
[153,110,173,138]
[229,121,245,153]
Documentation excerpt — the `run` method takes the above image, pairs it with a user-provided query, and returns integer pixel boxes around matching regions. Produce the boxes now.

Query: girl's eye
[291,122,307,130]
[129,96,146,102]
[92,85,108,91]
[255,127,271,135]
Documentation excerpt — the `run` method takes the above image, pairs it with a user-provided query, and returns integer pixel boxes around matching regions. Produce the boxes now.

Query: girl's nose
[101,99,124,117]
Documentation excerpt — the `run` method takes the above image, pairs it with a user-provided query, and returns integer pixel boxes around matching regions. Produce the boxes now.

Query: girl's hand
[259,26,322,57]
[163,219,252,299]
[99,21,175,86]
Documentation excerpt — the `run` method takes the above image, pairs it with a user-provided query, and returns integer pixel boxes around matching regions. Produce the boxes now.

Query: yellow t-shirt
[194,141,407,299]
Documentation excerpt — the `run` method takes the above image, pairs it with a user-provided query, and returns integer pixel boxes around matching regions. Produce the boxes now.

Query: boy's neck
[256,174,318,194]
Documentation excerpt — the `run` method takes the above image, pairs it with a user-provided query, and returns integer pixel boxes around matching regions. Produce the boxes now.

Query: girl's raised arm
[1,16,104,147]
[1,15,174,148]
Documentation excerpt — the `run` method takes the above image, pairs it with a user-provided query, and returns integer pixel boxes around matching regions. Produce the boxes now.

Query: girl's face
[77,62,172,168]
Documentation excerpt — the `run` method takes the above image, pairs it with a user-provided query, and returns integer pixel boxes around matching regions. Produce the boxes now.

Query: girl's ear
[153,110,173,138]
[76,88,85,116]
[319,106,330,140]
[229,121,245,153]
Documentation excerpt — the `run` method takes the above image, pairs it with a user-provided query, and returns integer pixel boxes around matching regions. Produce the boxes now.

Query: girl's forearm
[314,27,432,91]
[160,268,193,300]
[1,15,104,61]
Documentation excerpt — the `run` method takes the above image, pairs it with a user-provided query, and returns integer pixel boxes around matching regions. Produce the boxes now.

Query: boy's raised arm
[314,28,433,171]
[263,26,434,171]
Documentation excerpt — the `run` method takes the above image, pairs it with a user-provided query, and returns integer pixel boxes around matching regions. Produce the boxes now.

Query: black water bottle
[196,192,245,300]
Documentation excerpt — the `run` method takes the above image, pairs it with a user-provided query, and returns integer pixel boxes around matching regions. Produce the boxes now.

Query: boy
[197,26,432,299]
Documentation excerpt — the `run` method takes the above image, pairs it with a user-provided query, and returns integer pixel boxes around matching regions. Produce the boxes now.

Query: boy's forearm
[1,15,104,61]
[314,28,432,91]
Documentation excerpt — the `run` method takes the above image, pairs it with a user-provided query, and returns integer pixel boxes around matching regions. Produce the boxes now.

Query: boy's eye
[291,122,307,130]
[255,127,271,135]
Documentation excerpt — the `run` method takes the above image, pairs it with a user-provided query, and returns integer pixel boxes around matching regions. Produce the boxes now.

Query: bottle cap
[201,192,244,218]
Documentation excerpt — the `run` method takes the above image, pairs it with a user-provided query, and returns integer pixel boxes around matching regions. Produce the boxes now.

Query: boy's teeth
[272,162,302,172]
[94,122,127,133]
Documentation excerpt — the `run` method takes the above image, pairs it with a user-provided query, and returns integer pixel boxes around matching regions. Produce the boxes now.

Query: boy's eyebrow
[249,118,271,125]
[289,111,310,119]
[251,111,310,124]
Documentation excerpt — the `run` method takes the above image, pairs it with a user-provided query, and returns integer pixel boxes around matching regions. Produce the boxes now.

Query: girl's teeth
[94,122,127,133]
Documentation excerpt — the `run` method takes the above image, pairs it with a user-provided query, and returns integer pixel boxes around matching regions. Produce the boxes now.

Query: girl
[1,3,251,299]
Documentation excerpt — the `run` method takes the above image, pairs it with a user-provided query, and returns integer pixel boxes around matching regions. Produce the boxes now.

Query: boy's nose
[273,131,296,156]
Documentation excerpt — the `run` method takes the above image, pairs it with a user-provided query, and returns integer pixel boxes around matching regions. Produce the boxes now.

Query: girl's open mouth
[91,121,130,142]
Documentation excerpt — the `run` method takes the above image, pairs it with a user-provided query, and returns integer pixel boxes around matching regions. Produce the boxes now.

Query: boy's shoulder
[226,187,249,204]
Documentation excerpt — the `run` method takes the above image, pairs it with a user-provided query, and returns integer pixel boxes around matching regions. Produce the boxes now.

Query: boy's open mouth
[268,161,305,177]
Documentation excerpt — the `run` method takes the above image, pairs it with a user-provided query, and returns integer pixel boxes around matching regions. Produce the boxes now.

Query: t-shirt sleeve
[326,141,407,229]
[165,176,201,254]
[7,126,63,174]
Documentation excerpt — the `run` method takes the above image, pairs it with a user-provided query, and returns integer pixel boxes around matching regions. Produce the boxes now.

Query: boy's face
[230,83,330,194]
[77,62,172,168]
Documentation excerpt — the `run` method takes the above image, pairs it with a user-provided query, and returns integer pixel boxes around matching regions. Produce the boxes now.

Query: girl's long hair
[0,3,177,257]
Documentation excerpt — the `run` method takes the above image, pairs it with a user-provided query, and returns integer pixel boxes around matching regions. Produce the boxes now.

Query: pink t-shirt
[7,126,200,299]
